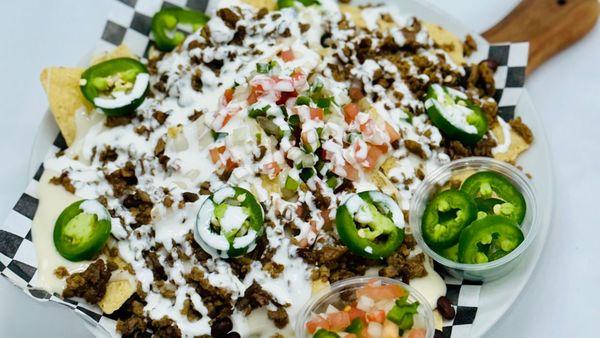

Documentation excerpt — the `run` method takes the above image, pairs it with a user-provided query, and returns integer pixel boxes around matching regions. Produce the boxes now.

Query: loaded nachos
[34,0,534,337]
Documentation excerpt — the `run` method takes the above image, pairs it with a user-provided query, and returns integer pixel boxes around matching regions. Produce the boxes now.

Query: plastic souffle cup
[410,157,540,282]
[295,276,435,338]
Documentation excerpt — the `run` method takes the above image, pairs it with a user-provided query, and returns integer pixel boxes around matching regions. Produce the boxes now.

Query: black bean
[434,329,444,338]
[210,317,233,337]
[437,296,456,320]
[225,332,241,338]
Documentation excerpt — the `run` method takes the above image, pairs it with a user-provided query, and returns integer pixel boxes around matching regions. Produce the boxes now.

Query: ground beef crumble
[49,171,75,193]
[185,267,233,319]
[463,34,477,57]
[62,260,111,304]
[509,117,534,144]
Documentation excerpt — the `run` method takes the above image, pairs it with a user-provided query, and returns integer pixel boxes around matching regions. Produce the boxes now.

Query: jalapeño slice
[425,84,488,144]
[151,8,209,52]
[53,200,112,262]
[80,57,149,117]
[461,171,526,224]
[458,215,524,264]
[336,191,405,260]
[195,186,264,258]
[421,189,477,249]
[313,329,340,338]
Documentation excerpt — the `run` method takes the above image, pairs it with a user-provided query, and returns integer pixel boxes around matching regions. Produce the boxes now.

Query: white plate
[28,1,553,336]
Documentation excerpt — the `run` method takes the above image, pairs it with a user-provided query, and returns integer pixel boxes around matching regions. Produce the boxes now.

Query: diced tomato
[406,328,427,338]
[356,284,406,302]
[327,311,351,331]
[366,310,386,323]
[280,49,295,62]
[222,113,233,127]
[343,103,360,123]
[348,86,364,101]
[306,315,330,334]
[345,306,366,321]
[209,146,226,164]
[263,162,282,177]
[247,84,264,104]
[223,88,234,104]
[310,107,324,121]
[344,162,359,181]
[363,144,388,169]
[224,158,238,172]
[385,122,401,143]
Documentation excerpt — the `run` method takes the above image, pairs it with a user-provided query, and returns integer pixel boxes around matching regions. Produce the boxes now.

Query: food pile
[35,0,534,337]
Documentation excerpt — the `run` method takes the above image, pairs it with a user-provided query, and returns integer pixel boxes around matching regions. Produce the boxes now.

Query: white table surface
[1,0,598,337]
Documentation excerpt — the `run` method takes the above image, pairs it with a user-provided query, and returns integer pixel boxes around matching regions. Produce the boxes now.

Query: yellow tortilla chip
[98,280,135,314]
[91,44,135,65]
[311,279,330,295]
[491,123,530,163]
[261,175,281,194]
[241,0,277,11]
[340,5,366,28]
[40,45,135,146]
[423,22,465,65]
[40,67,91,145]
[380,157,399,176]
[433,310,444,331]
[370,170,399,199]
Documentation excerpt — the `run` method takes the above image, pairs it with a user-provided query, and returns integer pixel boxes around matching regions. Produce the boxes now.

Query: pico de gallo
[305,279,430,338]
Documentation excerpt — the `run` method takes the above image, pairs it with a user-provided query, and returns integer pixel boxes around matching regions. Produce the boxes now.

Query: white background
[0,0,598,337]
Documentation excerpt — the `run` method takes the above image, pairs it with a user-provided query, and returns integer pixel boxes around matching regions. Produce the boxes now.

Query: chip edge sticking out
[39,44,135,146]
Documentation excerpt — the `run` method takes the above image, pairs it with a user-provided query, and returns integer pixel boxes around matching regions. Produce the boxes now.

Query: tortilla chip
[340,5,366,28]
[311,279,330,295]
[261,175,281,194]
[40,45,135,146]
[433,310,444,330]
[370,170,399,199]
[491,123,530,163]
[423,22,465,65]
[241,0,277,11]
[91,44,135,65]
[40,67,91,145]
[380,157,399,176]
[98,280,135,314]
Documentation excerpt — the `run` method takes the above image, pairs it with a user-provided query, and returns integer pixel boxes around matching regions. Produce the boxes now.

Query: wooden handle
[483,0,599,75]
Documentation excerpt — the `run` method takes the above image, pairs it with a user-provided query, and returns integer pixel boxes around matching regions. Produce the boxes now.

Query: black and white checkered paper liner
[0,0,529,336]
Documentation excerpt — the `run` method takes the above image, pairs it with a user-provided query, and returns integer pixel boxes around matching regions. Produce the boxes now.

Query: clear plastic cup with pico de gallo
[296,276,435,338]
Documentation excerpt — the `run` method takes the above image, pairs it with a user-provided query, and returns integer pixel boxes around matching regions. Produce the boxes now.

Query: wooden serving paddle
[483,0,599,75]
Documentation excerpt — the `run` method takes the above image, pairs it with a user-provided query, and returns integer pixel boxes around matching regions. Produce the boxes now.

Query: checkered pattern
[0,1,529,336]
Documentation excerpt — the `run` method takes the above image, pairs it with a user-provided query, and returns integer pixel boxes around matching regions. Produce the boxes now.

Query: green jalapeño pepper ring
[195,186,264,258]
[80,58,149,117]
[458,215,524,264]
[336,191,405,259]
[424,84,488,144]
[277,0,321,9]
[151,8,209,52]
[53,200,112,262]
[461,171,526,224]
[312,329,340,338]
[421,189,477,249]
